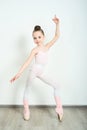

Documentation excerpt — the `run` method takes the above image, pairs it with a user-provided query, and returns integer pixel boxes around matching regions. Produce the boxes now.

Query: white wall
[0,0,87,105]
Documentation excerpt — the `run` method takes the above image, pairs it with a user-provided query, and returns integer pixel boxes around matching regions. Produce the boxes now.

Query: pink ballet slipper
[23,108,30,121]
[23,100,30,121]
[55,107,63,121]
[54,96,63,121]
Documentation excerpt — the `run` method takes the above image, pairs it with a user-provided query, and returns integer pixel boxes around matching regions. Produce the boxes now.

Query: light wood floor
[0,106,87,130]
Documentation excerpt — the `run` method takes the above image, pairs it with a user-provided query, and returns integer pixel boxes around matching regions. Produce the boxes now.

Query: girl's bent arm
[45,16,60,49]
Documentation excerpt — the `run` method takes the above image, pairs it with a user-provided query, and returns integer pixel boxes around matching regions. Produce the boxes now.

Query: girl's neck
[37,43,44,47]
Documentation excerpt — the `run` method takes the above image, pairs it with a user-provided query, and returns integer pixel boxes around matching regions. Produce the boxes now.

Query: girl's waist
[29,63,45,70]
[33,63,45,68]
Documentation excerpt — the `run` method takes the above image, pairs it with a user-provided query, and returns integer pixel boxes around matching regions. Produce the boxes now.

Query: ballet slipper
[23,108,30,121]
[55,107,63,122]
[54,96,63,121]
[23,100,30,121]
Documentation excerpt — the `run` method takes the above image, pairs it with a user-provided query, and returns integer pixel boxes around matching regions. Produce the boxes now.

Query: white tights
[23,64,61,101]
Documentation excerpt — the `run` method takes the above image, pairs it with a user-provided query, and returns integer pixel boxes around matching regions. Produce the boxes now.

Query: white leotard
[35,51,48,66]
[29,50,48,75]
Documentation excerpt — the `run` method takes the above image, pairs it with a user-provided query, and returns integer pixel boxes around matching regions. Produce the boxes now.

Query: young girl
[10,15,63,121]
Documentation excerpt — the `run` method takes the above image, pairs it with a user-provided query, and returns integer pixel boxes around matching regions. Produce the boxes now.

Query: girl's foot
[23,108,30,121]
[55,107,63,122]
[23,100,30,121]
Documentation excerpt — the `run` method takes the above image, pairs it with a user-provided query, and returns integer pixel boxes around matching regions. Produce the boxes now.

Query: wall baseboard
[0,105,87,108]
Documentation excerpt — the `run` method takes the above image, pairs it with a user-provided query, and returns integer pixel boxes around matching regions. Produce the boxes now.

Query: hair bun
[34,25,41,31]
[33,25,44,35]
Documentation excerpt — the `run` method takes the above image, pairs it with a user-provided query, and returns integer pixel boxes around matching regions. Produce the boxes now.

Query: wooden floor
[0,106,87,130]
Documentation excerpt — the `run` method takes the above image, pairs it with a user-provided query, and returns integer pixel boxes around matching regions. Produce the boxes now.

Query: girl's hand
[10,73,20,83]
[52,15,59,24]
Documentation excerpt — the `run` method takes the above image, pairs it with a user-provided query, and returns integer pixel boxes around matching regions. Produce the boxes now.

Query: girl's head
[32,25,45,45]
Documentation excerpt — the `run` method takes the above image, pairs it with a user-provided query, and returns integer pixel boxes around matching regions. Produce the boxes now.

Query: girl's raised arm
[10,48,37,83]
[45,15,60,49]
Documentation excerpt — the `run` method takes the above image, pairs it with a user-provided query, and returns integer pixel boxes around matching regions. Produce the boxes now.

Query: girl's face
[32,31,44,45]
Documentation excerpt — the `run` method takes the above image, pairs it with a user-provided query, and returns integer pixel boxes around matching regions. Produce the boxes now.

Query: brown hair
[33,25,44,35]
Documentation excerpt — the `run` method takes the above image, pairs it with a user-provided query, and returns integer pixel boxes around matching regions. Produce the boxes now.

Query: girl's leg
[23,70,36,120]
[23,65,44,120]
[38,73,63,121]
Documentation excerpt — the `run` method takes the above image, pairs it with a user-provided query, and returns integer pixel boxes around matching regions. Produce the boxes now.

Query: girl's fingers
[10,74,19,83]
[10,77,15,83]
[10,79,13,83]
[54,15,58,19]
[52,15,59,22]
[54,14,56,18]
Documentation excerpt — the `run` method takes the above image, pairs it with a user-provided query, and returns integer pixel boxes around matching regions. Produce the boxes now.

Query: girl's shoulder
[31,46,40,55]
